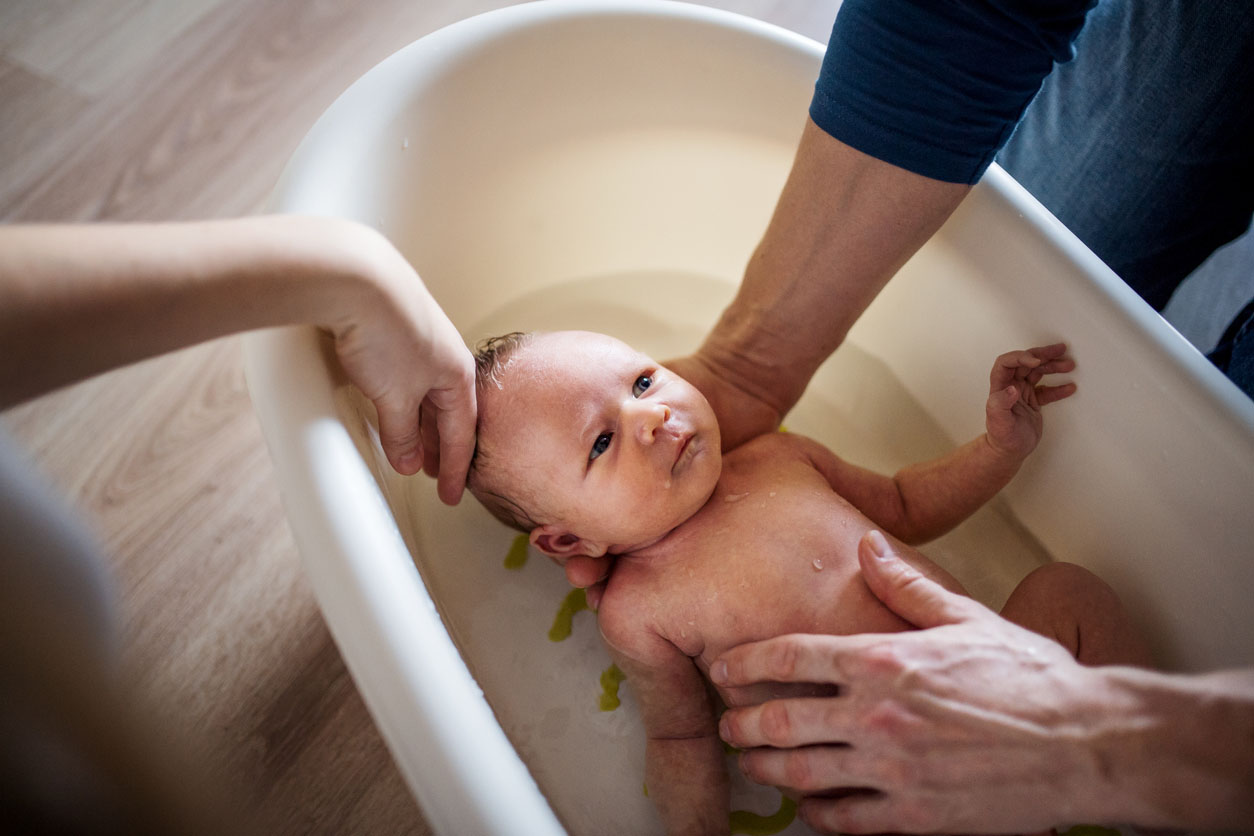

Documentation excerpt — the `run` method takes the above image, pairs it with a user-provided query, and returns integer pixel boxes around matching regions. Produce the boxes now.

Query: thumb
[858,530,983,629]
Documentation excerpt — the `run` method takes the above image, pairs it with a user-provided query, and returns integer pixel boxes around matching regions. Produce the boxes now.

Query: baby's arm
[598,606,728,835]
[802,344,1075,544]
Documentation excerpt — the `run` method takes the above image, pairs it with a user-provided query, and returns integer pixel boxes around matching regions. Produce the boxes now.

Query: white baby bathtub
[243,2,1254,834]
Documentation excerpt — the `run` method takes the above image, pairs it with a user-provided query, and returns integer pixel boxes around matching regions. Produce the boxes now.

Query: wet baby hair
[473,331,534,392]
[467,331,539,533]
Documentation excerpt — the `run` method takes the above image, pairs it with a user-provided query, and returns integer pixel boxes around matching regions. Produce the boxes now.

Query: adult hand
[712,531,1116,834]
[323,222,476,503]
[0,217,476,505]
[552,554,613,610]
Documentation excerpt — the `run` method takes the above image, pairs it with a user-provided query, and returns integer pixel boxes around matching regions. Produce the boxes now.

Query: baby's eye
[632,375,653,397]
[590,432,613,461]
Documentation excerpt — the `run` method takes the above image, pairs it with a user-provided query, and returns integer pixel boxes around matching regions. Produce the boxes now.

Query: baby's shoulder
[726,429,827,468]
[596,568,664,654]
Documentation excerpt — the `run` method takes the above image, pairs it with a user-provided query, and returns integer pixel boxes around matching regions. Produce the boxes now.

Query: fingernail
[718,714,731,740]
[865,530,889,559]
[710,660,728,684]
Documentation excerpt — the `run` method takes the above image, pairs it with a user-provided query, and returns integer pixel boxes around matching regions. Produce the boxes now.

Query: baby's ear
[530,525,607,559]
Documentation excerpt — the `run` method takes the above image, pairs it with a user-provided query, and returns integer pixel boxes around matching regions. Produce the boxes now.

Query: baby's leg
[999,562,1153,667]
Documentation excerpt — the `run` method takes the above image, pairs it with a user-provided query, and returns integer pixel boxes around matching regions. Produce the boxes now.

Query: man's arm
[671,120,970,449]
[0,217,475,499]
[598,606,728,834]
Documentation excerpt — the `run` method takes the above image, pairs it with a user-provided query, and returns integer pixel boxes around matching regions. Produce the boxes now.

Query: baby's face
[478,331,722,556]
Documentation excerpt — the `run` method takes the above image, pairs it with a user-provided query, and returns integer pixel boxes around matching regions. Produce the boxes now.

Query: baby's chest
[663,470,901,660]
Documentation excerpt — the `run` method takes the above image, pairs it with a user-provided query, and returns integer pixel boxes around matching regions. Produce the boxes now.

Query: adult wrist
[1073,666,1254,830]
[696,296,816,420]
[262,215,405,338]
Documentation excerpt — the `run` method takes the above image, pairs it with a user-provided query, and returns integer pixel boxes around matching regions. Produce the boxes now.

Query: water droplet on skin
[812,559,823,571]
[725,492,748,503]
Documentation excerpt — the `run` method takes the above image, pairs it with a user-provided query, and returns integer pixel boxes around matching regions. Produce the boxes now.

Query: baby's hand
[985,343,1076,460]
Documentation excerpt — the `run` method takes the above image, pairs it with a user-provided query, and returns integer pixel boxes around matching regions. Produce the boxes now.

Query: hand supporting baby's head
[468,329,723,562]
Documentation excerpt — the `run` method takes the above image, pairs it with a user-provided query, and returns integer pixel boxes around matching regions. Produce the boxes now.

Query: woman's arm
[0,216,475,500]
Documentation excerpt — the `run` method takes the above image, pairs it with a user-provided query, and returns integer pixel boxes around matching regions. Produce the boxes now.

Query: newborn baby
[467,330,1147,835]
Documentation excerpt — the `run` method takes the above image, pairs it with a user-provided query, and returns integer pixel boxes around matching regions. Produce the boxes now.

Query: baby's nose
[630,400,671,443]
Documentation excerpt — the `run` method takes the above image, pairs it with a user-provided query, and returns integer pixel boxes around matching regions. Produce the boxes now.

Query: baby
[468,330,1148,835]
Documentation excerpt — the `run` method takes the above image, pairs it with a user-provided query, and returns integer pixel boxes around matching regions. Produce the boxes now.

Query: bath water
[401,270,1052,835]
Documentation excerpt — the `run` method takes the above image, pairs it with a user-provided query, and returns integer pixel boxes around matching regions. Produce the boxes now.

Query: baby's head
[468,330,722,561]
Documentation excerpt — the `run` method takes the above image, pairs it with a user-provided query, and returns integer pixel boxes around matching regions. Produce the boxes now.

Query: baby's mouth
[671,433,695,474]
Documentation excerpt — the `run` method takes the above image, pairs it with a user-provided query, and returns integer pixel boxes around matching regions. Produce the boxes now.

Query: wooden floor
[0,2,840,833]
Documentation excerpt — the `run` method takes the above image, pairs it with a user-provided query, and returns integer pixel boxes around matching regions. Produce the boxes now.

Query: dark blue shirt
[810,0,1096,184]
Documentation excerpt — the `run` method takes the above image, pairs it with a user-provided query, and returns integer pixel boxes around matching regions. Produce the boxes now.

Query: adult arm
[0,216,475,501]
[712,531,1254,834]
[673,120,970,448]
[563,0,1097,586]
[677,0,1095,448]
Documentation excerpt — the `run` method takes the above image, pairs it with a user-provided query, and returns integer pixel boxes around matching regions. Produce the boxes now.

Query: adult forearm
[0,216,392,407]
[696,120,970,424]
[1092,666,1254,830]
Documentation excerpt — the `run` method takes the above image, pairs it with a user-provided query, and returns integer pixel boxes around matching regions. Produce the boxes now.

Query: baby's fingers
[1032,355,1075,375]
[1035,382,1077,405]
[993,343,1073,390]
[1026,353,1075,386]
[1027,342,1069,361]
[990,350,1042,389]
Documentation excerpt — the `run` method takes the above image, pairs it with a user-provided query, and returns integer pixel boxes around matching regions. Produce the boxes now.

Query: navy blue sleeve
[810,0,1096,184]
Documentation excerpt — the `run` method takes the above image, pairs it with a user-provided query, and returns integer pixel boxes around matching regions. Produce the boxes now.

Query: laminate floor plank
[0,0,230,98]
[0,56,92,213]
[0,0,520,223]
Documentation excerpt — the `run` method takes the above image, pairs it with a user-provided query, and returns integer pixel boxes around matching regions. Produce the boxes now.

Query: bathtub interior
[247,2,1254,834]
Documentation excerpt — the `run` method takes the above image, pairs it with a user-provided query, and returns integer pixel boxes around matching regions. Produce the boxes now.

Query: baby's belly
[679,498,922,706]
